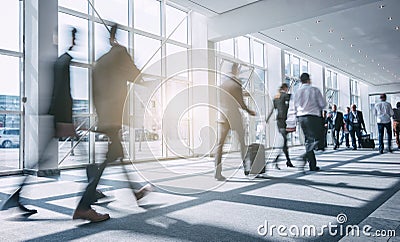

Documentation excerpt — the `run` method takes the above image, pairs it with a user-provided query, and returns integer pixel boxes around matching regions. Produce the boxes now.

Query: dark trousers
[378,122,392,152]
[277,127,290,162]
[298,116,320,170]
[77,128,125,210]
[394,121,400,148]
[340,132,350,147]
[350,126,362,149]
[331,128,341,148]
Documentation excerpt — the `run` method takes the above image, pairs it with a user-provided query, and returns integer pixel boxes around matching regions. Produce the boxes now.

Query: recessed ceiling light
[365,55,368,58]
[388,17,393,20]
[280,29,285,32]
[379,5,385,8]
[382,66,385,69]
[350,44,354,47]
[387,70,390,72]
[340,37,345,40]
[371,59,374,62]
[308,43,312,47]
[319,50,323,53]
[358,50,361,53]
[316,20,321,23]
[377,63,380,66]
[329,55,332,58]
[395,26,400,30]
[328,29,334,33]
[295,37,299,40]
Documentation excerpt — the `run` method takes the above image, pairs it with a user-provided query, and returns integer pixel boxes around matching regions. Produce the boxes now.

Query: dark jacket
[48,52,76,138]
[348,110,365,131]
[393,108,400,121]
[327,111,344,130]
[273,91,291,129]
[49,53,73,124]
[93,45,140,132]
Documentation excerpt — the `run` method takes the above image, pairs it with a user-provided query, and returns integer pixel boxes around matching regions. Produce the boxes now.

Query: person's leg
[394,121,400,148]
[345,133,350,147]
[73,128,123,221]
[214,122,230,180]
[378,123,384,152]
[350,129,356,149]
[331,128,336,148]
[336,129,341,148]
[355,127,363,148]
[299,116,319,171]
[385,123,392,152]
[340,130,345,144]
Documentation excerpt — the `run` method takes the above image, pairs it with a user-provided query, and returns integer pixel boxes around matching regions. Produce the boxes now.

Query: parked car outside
[0,128,20,148]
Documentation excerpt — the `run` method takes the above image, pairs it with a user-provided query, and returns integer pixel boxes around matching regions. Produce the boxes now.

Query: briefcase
[360,133,375,149]
[244,143,266,175]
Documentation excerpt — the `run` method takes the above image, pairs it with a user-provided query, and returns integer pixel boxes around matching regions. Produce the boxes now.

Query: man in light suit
[327,104,344,150]
[214,63,256,181]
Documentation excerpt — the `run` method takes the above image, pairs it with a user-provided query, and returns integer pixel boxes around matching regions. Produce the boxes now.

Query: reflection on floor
[0,147,399,241]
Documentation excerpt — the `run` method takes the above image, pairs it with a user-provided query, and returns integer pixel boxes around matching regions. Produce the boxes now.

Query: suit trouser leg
[378,123,384,151]
[298,116,319,170]
[394,121,400,148]
[214,122,230,177]
[76,128,123,210]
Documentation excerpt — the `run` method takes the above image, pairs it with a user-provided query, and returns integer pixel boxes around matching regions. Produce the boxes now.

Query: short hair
[380,93,387,100]
[280,83,289,90]
[397,102,400,108]
[300,73,310,83]
[346,106,350,110]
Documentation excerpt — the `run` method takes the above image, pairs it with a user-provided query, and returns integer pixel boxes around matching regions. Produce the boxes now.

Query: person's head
[380,93,387,101]
[300,73,311,84]
[351,104,357,111]
[280,83,289,92]
[323,110,327,117]
[68,27,77,51]
[346,106,350,113]
[332,104,337,112]
[231,63,240,77]
[109,24,119,46]
[397,102,400,109]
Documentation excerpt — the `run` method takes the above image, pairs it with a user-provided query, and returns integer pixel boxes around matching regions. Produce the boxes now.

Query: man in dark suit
[348,104,366,150]
[327,104,344,150]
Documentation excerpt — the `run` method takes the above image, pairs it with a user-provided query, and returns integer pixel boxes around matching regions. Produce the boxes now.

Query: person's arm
[360,111,366,130]
[234,83,256,116]
[389,104,394,116]
[317,88,327,110]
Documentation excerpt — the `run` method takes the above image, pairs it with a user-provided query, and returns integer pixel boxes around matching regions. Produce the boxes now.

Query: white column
[24,0,59,176]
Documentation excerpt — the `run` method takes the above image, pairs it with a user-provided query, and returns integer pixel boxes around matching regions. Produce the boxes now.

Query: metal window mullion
[88,0,96,164]
[0,49,23,58]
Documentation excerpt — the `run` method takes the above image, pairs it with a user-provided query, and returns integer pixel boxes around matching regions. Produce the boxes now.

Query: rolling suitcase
[360,132,375,149]
[244,143,266,175]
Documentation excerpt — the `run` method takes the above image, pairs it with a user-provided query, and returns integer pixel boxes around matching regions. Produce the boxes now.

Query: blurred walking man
[374,94,394,154]
[214,63,256,181]
[294,73,326,171]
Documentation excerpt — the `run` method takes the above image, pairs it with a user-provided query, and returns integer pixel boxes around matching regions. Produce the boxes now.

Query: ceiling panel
[258,0,400,86]
[187,0,260,14]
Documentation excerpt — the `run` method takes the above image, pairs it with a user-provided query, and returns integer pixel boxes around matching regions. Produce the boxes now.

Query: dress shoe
[95,190,107,201]
[214,175,226,181]
[352,147,357,150]
[333,146,338,150]
[18,204,38,214]
[134,184,153,201]
[73,208,110,222]
[310,167,320,171]
[388,148,393,153]
[286,161,295,168]
[379,150,384,154]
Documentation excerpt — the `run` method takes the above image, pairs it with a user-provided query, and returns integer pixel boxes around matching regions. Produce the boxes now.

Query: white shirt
[294,84,326,117]
[374,101,394,124]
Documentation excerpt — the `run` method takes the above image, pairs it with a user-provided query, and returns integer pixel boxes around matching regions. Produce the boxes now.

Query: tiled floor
[0,147,399,241]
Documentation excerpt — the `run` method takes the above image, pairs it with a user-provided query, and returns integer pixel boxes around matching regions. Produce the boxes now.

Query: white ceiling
[173,0,400,87]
